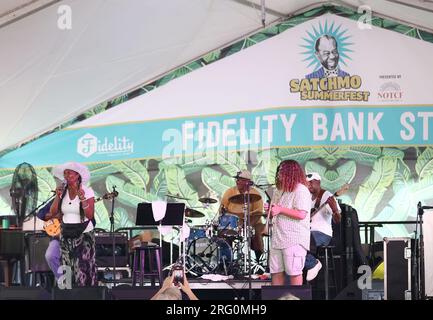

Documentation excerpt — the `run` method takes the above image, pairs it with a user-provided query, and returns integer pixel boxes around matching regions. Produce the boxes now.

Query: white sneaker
[306,260,322,281]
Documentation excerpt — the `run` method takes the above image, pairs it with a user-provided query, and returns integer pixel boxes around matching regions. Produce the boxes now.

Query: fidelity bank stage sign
[165,107,433,157]
[1,106,432,168]
[59,106,432,164]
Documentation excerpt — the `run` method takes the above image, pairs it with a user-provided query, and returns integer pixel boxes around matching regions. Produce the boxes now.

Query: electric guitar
[43,191,118,237]
[310,184,349,221]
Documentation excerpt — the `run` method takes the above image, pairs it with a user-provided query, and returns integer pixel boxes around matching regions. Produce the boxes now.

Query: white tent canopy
[1,0,433,153]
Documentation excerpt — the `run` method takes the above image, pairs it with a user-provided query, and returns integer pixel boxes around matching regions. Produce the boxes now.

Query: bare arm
[326,197,341,223]
[81,198,95,220]
[78,187,95,220]
[150,276,175,300]
[270,204,307,220]
[180,277,198,300]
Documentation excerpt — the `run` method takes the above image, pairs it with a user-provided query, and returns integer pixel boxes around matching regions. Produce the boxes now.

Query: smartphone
[172,265,184,287]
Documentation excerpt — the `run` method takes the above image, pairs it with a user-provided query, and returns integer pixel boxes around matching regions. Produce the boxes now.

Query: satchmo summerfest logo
[77,133,134,158]
[290,21,370,101]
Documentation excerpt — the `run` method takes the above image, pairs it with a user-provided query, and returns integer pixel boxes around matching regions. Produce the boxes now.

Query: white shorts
[269,244,307,276]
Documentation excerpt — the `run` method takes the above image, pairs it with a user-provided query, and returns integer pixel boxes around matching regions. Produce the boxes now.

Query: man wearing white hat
[304,172,341,281]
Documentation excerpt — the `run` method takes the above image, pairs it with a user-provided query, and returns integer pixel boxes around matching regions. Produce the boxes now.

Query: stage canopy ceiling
[1,0,433,154]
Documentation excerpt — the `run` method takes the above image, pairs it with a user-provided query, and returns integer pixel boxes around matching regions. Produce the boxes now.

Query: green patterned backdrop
[1,5,433,243]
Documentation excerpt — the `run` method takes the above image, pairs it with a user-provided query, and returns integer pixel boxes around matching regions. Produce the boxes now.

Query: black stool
[317,245,338,300]
[132,244,163,287]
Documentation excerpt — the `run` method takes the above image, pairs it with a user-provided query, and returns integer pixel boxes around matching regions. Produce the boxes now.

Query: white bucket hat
[52,162,91,184]
[306,172,321,182]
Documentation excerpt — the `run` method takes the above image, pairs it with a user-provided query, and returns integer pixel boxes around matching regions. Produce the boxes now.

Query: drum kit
[182,194,265,277]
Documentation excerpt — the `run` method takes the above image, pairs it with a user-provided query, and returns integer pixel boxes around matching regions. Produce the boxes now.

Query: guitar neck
[311,192,336,217]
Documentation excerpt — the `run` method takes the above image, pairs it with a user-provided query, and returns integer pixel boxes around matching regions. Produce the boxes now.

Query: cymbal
[199,197,217,204]
[166,194,191,200]
[229,193,262,204]
[185,208,205,218]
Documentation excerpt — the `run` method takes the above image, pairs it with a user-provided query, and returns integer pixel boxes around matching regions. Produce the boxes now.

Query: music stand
[136,203,185,226]
[136,203,186,269]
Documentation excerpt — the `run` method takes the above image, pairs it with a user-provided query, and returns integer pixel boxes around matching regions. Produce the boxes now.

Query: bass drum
[186,237,232,276]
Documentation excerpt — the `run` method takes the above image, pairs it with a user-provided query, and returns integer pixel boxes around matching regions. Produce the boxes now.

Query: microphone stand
[412,206,419,300]
[109,186,117,287]
[262,188,272,274]
[417,203,426,300]
[243,181,253,300]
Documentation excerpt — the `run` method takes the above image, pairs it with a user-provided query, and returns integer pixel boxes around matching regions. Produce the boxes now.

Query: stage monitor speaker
[110,285,158,300]
[52,287,107,300]
[261,285,312,300]
[334,280,362,300]
[95,232,128,267]
[25,233,51,272]
[0,287,51,300]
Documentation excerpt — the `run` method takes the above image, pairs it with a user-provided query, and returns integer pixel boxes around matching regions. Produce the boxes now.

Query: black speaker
[384,237,411,300]
[95,232,128,267]
[0,287,51,300]
[26,233,51,272]
[110,285,158,300]
[52,287,107,300]
[0,230,24,256]
[261,285,312,300]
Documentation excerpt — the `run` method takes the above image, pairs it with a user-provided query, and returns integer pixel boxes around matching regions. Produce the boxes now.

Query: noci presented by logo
[77,133,134,158]
[377,81,403,101]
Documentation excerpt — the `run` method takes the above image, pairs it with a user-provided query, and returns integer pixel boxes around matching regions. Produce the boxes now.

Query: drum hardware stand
[162,226,184,273]
[222,255,228,276]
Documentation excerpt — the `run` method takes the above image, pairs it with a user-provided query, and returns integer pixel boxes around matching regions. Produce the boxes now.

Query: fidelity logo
[77,133,134,158]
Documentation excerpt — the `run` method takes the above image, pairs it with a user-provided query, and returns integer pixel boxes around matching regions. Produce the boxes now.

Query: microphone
[51,182,67,195]
[102,191,119,200]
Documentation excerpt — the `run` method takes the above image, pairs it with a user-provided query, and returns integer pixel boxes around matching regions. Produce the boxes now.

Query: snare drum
[218,214,239,238]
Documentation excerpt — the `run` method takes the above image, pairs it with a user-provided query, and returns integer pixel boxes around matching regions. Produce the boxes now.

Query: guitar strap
[314,189,326,211]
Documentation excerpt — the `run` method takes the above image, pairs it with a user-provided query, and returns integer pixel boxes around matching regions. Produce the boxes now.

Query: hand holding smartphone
[172,264,184,287]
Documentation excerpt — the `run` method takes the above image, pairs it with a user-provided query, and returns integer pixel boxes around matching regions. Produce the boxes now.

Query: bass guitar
[310,184,349,221]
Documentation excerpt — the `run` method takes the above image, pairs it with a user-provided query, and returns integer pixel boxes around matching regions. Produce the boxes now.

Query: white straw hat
[52,162,90,184]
